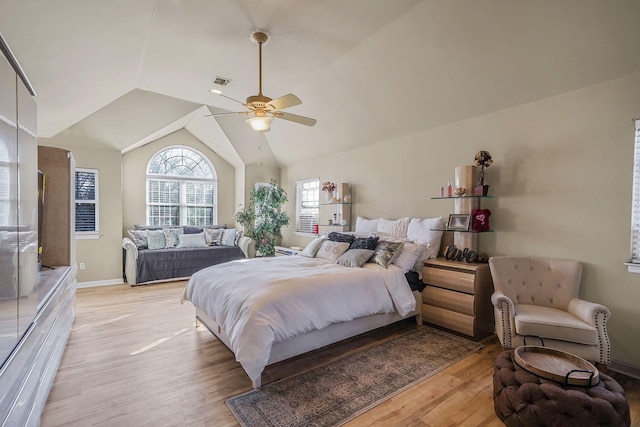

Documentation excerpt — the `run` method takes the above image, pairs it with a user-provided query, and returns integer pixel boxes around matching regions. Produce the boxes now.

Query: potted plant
[235,179,289,257]
[473,150,493,196]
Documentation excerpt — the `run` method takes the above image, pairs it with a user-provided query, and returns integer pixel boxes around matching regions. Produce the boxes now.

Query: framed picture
[447,214,471,231]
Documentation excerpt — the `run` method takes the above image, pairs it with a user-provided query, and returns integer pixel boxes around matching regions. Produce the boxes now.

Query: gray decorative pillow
[370,241,404,268]
[204,228,223,246]
[300,237,325,257]
[163,228,183,247]
[220,228,238,246]
[234,229,244,245]
[127,230,148,249]
[316,241,350,262]
[336,249,375,268]
[146,230,166,249]
[177,232,208,248]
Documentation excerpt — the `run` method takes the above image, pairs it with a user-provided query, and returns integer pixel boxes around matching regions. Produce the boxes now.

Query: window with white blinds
[75,168,99,237]
[295,178,319,234]
[629,119,640,272]
[146,146,217,226]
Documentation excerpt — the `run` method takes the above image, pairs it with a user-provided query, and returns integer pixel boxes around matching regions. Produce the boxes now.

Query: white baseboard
[76,278,125,288]
[609,359,640,379]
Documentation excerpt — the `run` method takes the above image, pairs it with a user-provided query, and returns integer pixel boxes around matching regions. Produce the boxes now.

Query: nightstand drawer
[423,286,475,316]
[422,266,475,294]
[422,305,475,337]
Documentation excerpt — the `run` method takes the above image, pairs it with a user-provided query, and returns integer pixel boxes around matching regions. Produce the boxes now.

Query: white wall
[282,72,640,367]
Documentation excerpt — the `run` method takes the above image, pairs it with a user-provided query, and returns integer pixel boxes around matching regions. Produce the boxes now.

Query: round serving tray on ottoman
[514,346,599,387]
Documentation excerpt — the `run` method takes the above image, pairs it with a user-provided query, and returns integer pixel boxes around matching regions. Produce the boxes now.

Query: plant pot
[473,184,490,196]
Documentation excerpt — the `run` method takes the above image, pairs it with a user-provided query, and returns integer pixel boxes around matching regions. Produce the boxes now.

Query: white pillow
[355,217,379,234]
[316,241,350,262]
[300,237,325,257]
[177,232,208,248]
[407,217,444,258]
[377,217,410,238]
[392,242,425,274]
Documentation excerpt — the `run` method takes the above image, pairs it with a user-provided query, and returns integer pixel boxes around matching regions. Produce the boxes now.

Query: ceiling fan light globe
[246,116,273,132]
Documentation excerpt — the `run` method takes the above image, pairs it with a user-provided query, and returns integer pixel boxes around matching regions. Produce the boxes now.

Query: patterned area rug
[226,326,484,427]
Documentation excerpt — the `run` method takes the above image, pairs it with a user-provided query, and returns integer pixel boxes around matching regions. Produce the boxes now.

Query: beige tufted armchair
[489,256,611,364]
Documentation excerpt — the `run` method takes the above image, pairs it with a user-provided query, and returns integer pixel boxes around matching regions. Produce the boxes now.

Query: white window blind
[75,168,99,235]
[629,119,640,270]
[296,178,319,234]
[146,146,217,226]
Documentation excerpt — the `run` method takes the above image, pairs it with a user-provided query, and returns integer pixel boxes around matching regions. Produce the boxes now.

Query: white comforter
[182,255,416,383]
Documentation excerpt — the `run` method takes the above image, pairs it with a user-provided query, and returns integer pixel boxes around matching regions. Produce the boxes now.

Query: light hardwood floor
[42,281,639,426]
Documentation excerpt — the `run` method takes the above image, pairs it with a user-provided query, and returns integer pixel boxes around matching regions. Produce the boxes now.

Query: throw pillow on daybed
[146,230,166,250]
[163,228,183,247]
[300,236,325,257]
[127,230,148,249]
[177,232,208,248]
[335,249,375,268]
[204,228,224,246]
[316,241,350,262]
[220,229,243,246]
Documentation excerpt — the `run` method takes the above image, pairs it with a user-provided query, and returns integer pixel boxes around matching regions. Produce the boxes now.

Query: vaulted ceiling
[1,0,640,168]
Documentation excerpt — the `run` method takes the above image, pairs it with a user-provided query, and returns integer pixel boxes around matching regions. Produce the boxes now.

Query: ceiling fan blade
[276,111,317,127]
[266,93,301,111]
[210,90,247,107]
[205,111,247,117]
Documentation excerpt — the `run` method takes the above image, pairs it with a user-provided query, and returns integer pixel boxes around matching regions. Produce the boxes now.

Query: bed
[181,255,423,388]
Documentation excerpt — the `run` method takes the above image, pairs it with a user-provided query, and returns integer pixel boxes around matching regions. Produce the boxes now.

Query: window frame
[75,167,99,240]
[145,146,218,227]
[628,119,640,273]
[295,177,319,236]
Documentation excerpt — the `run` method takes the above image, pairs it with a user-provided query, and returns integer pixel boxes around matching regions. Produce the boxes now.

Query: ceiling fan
[209,31,317,132]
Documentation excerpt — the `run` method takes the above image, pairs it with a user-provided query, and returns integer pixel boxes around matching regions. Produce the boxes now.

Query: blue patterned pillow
[349,236,379,250]
[327,232,356,244]
[162,228,183,247]
[146,230,166,249]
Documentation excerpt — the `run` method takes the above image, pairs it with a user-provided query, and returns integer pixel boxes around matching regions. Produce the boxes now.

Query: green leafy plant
[235,179,289,256]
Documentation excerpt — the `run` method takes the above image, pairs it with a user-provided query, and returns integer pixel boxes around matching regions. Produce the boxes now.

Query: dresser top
[424,257,489,272]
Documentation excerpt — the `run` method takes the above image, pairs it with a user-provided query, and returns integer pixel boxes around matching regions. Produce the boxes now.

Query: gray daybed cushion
[135,245,244,285]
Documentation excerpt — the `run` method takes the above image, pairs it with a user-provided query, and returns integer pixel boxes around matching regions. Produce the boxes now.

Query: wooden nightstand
[421,258,494,340]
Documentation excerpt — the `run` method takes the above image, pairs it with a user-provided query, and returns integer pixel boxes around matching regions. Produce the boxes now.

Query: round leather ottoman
[493,350,630,426]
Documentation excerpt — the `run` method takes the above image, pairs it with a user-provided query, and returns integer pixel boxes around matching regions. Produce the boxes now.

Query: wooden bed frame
[195,290,423,388]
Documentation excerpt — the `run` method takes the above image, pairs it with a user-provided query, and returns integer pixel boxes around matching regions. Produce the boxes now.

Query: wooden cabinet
[421,258,494,340]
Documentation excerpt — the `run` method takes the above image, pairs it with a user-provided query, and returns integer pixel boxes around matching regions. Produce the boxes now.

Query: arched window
[146,146,217,226]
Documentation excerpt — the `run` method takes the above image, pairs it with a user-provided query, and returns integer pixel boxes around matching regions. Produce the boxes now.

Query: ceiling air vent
[213,76,231,86]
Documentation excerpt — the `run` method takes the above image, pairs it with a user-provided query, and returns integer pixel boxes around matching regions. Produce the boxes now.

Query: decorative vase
[473,184,490,196]
[325,191,333,203]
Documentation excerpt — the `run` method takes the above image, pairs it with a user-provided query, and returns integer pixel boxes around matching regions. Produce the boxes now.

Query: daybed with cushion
[123,225,252,286]
[181,216,445,388]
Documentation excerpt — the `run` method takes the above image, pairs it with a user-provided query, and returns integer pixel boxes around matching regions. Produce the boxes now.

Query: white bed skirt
[196,290,423,388]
